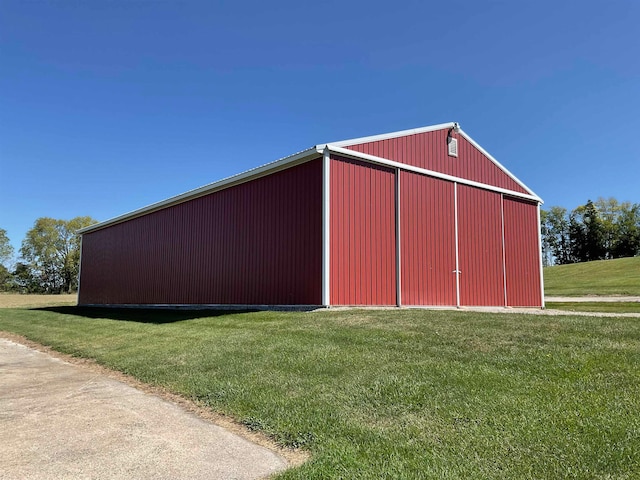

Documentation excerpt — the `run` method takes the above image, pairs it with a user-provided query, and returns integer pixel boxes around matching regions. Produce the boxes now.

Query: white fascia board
[458,128,542,203]
[328,122,457,147]
[78,147,321,234]
[326,144,542,203]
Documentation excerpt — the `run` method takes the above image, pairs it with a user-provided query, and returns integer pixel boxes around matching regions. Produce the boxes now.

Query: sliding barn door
[400,172,457,305]
[456,184,505,306]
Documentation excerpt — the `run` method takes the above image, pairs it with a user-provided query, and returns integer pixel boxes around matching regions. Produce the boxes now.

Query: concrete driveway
[0,338,289,480]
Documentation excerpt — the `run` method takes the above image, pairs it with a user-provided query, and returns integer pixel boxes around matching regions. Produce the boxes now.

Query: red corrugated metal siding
[400,172,457,305]
[457,184,505,306]
[345,130,529,195]
[503,197,543,307]
[79,160,323,305]
[330,156,396,305]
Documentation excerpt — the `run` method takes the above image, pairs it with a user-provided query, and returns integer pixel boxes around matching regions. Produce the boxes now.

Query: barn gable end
[333,125,531,195]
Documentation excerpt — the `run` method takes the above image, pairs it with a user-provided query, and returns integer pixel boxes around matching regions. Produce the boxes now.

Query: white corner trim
[77,234,83,302]
[454,182,461,308]
[78,147,321,234]
[458,128,542,202]
[537,204,546,308]
[322,148,331,307]
[328,122,457,147]
[325,144,542,203]
[395,169,401,307]
[500,195,508,307]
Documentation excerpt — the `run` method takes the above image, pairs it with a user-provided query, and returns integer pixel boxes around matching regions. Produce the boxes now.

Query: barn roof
[79,122,541,234]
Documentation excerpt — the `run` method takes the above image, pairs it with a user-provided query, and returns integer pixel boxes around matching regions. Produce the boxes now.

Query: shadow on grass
[31,306,259,324]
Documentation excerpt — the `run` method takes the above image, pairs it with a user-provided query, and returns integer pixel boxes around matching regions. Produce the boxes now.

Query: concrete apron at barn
[0,338,288,480]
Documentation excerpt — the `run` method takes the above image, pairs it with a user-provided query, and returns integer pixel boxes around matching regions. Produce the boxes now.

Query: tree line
[0,217,97,293]
[541,197,640,266]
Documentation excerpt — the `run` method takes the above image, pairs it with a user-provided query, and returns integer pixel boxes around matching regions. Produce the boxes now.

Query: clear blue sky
[1,1,638,255]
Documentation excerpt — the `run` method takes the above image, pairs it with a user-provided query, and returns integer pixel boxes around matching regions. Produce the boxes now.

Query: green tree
[11,262,39,293]
[542,198,639,266]
[593,197,640,258]
[568,207,586,263]
[0,264,10,291]
[582,199,606,261]
[0,228,14,267]
[595,197,620,258]
[20,217,97,293]
[541,206,570,265]
[568,200,606,263]
[613,203,640,258]
[540,210,552,266]
[0,228,15,291]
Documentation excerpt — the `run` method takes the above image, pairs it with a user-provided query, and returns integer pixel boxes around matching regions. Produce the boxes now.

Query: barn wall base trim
[77,304,323,312]
[77,303,543,311]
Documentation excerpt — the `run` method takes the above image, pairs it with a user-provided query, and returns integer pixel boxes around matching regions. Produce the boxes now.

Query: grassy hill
[544,256,640,296]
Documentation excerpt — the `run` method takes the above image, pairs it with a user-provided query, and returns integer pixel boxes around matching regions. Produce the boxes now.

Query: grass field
[544,256,640,296]
[1,307,639,479]
[547,302,640,313]
[0,293,77,309]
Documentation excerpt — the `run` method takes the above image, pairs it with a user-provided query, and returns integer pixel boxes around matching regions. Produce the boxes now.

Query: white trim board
[395,169,402,307]
[537,204,546,309]
[322,148,331,307]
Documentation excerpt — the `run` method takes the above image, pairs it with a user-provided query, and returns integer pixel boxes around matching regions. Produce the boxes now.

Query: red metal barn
[78,122,544,308]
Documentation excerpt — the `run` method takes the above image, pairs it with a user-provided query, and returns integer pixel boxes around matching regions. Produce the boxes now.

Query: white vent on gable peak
[447,137,458,157]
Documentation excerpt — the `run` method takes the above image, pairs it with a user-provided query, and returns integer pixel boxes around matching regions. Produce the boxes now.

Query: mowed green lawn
[546,302,640,314]
[544,256,640,296]
[1,307,639,479]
